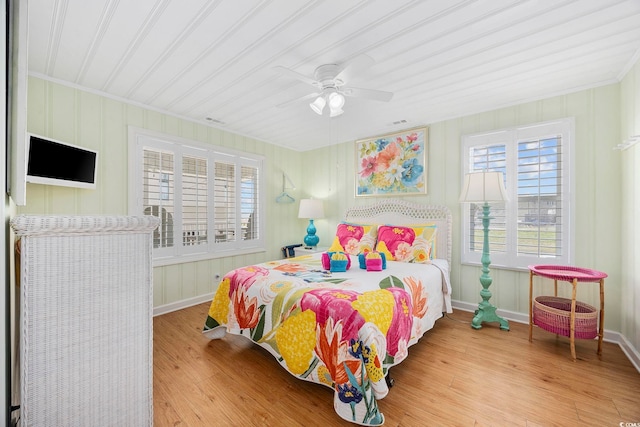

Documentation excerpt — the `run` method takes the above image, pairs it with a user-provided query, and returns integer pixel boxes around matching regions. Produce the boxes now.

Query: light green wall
[620,59,640,352]
[303,84,623,332]
[21,76,304,309]
[22,75,628,336]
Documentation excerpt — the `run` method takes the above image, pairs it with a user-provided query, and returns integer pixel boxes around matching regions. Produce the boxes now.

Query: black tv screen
[26,135,98,189]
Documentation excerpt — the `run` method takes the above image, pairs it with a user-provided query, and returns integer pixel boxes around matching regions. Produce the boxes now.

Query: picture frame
[355,126,428,197]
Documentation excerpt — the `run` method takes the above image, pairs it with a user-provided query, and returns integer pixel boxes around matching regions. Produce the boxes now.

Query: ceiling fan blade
[273,66,318,87]
[335,54,375,83]
[341,86,393,102]
[276,92,321,108]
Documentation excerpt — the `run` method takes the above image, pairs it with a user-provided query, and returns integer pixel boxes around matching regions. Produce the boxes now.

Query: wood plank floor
[153,303,640,426]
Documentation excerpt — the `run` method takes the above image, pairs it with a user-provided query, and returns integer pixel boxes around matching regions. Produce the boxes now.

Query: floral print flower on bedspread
[351,290,395,335]
[227,265,270,294]
[404,276,428,318]
[384,287,413,358]
[275,309,317,375]
[300,289,365,342]
[273,262,308,274]
[232,284,261,329]
[315,318,362,385]
[208,277,231,324]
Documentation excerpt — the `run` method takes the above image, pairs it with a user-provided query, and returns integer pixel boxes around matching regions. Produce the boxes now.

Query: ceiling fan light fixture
[309,96,326,115]
[329,106,344,117]
[328,91,345,110]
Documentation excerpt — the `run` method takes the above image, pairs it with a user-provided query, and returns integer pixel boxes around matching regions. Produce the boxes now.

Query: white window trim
[460,118,575,271]
[128,127,266,267]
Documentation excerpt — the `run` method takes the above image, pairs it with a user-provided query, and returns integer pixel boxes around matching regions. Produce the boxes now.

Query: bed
[202,199,452,425]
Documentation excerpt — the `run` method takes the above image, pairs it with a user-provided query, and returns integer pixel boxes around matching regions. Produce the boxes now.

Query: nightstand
[293,246,327,257]
[528,265,607,361]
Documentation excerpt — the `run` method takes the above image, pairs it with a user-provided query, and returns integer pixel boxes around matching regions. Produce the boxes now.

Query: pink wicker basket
[533,296,598,339]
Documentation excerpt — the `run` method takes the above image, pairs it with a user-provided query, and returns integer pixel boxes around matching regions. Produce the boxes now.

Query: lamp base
[303,219,319,247]
[471,302,510,330]
[471,202,509,331]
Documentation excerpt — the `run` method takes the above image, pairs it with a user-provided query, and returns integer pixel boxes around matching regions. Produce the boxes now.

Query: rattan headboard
[344,199,452,265]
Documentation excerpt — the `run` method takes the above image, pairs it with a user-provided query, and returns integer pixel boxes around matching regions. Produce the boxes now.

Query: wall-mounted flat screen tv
[26,134,98,190]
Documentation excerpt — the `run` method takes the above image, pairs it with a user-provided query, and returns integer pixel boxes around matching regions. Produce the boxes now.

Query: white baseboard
[451,300,530,325]
[451,299,640,374]
[618,333,640,373]
[153,293,214,317]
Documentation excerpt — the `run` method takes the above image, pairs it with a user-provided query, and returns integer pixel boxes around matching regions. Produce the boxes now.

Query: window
[461,119,573,270]
[129,128,265,265]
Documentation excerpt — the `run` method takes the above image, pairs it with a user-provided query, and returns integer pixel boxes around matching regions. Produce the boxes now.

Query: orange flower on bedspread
[315,318,362,385]
[274,263,307,273]
[232,285,261,329]
[404,276,428,318]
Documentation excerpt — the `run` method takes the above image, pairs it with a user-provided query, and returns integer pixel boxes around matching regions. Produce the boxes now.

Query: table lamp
[459,171,510,331]
[298,199,324,248]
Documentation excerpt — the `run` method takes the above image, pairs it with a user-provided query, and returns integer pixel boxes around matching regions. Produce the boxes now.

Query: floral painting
[355,127,427,197]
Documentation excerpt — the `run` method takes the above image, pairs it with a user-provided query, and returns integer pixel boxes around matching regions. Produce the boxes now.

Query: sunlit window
[461,119,573,269]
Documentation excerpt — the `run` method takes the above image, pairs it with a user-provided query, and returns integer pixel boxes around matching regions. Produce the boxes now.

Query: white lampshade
[298,198,324,219]
[309,96,326,115]
[459,171,508,203]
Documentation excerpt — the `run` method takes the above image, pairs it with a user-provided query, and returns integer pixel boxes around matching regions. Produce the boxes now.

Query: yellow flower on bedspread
[317,365,333,387]
[351,290,395,335]
[363,343,384,383]
[208,278,231,322]
[275,309,317,375]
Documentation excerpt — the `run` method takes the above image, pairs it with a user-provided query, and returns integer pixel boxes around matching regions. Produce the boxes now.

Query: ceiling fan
[274,54,393,117]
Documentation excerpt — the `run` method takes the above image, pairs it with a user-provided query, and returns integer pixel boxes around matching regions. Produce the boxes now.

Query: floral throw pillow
[328,222,377,255]
[375,224,437,263]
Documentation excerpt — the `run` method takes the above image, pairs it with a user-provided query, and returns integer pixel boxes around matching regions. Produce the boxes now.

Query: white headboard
[344,199,452,266]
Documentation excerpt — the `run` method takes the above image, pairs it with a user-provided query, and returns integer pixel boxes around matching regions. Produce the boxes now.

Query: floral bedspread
[202,253,451,425]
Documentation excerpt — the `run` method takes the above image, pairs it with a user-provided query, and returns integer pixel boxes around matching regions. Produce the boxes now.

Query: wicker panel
[12,215,158,427]
[11,214,159,237]
[533,296,598,339]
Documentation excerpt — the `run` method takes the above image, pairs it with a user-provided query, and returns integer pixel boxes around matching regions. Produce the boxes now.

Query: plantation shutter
[182,155,208,247]
[468,144,507,254]
[131,129,266,264]
[516,136,563,257]
[143,149,174,251]
[214,161,236,243]
[241,165,259,241]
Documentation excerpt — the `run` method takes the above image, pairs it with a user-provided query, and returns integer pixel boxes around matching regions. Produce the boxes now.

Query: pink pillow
[375,224,437,263]
[328,222,377,255]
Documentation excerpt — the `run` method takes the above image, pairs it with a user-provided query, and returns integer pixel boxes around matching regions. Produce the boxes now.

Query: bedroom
[2,0,640,425]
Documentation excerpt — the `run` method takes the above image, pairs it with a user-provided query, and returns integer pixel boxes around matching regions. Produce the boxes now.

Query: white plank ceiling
[27,0,640,151]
